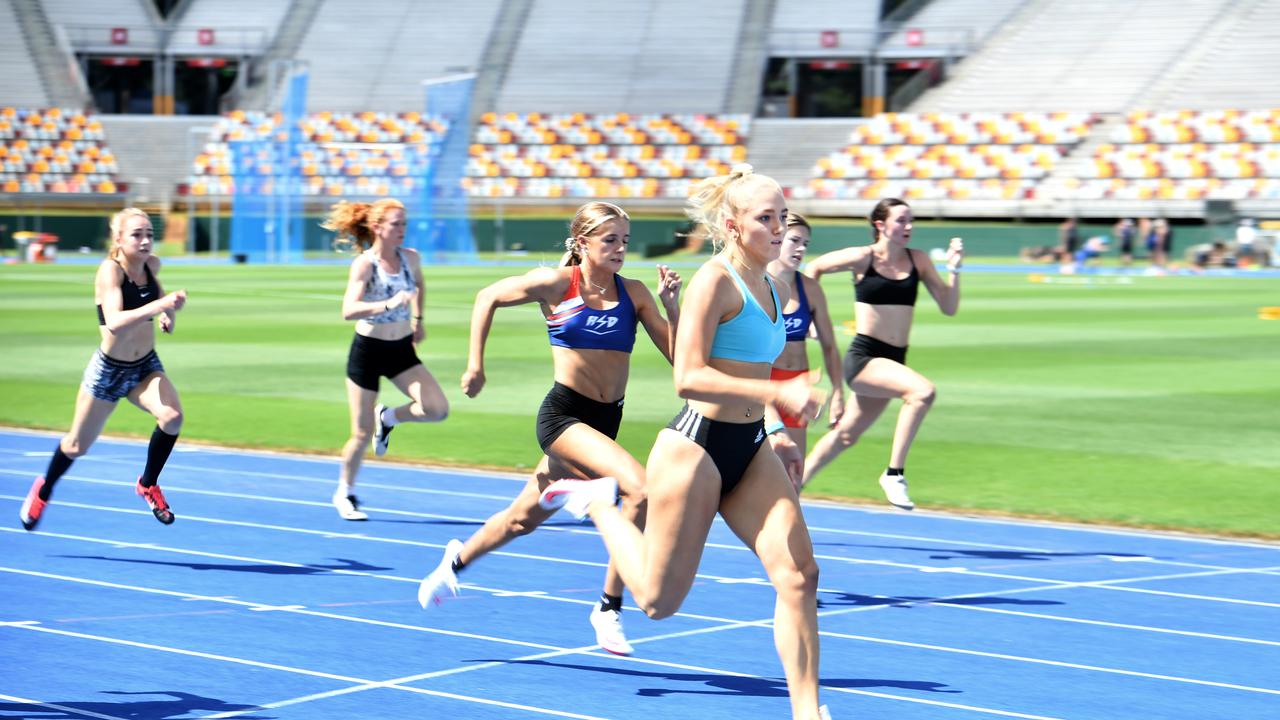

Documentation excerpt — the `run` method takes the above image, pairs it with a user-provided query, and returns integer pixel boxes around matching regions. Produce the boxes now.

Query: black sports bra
[855,252,918,307]
[97,261,157,325]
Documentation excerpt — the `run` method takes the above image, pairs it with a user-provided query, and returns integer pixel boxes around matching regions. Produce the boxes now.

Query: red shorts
[769,367,810,428]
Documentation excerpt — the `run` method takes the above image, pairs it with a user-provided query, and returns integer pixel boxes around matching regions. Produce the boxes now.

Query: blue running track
[1,428,1277,719]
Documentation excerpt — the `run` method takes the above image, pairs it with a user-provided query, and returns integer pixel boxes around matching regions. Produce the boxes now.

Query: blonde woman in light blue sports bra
[323,199,449,520]
[539,166,834,720]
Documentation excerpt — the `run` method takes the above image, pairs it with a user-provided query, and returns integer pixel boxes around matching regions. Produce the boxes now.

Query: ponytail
[685,163,780,253]
[322,198,405,252]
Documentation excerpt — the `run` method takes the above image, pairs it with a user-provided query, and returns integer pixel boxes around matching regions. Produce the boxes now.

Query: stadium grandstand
[1,0,1278,255]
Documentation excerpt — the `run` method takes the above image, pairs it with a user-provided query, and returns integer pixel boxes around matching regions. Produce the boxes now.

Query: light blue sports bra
[708,256,786,364]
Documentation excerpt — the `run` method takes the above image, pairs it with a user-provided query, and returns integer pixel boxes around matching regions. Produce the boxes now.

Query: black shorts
[666,404,765,498]
[843,334,908,385]
[346,334,421,391]
[535,382,624,452]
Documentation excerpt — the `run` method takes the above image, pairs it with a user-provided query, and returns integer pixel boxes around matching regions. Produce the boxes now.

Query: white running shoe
[589,604,634,656]
[373,403,393,457]
[418,539,464,609]
[818,705,832,719]
[878,472,914,511]
[333,492,369,521]
[538,477,618,519]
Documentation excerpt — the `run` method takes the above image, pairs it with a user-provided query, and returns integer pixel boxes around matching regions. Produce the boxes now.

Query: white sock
[381,406,401,428]
[335,482,354,499]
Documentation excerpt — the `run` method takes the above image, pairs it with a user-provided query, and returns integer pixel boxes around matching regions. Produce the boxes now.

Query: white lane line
[5,552,1274,713]
[6,493,1280,627]
[928,602,1280,647]
[5,472,1279,583]
[5,458,1274,576]
[6,486,1279,611]
[1,569,1064,720]
[0,692,130,720]
[6,533,1280,694]
[799,498,1280,551]
[1,624,604,719]
[821,629,1280,696]
[0,427,1269,558]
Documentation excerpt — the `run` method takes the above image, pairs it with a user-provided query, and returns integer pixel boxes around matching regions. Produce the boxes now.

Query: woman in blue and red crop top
[325,199,449,521]
[764,212,845,488]
[417,201,681,657]
[539,168,833,719]
[802,198,964,511]
[20,208,188,531]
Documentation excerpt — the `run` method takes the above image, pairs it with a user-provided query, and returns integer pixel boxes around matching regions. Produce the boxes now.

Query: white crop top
[360,248,416,324]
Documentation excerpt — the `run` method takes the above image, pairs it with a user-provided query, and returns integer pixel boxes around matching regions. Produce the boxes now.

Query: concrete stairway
[747,118,864,190]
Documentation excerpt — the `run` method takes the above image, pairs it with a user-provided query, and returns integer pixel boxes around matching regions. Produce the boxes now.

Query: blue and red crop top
[97,261,157,325]
[782,271,812,342]
[546,265,637,353]
[855,251,919,307]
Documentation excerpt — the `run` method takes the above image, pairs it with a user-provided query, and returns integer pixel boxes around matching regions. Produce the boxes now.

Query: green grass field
[2,257,1278,539]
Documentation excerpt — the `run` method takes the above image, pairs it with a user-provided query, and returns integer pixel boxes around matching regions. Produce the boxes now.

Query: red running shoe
[136,478,175,524]
[19,476,48,531]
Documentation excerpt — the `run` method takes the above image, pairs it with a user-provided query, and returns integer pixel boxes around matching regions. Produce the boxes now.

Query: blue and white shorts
[81,349,165,402]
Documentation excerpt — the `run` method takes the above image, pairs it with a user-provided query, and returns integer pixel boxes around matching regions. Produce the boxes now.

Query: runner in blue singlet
[418,201,681,658]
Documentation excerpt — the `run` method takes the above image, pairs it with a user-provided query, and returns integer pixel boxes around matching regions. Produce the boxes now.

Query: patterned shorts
[81,349,165,402]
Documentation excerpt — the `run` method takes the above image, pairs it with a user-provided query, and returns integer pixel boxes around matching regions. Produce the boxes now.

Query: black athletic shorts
[666,404,766,498]
[843,334,908,385]
[346,334,421,391]
[535,382,624,452]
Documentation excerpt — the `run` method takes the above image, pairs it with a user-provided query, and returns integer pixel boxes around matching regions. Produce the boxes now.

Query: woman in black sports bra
[801,198,964,511]
[19,208,188,531]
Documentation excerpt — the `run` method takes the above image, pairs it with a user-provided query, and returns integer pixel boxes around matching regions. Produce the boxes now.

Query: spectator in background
[1068,234,1110,273]
[1235,218,1257,264]
[1058,217,1079,263]
[1141,219,1162,263]
[1152,218,1171,267]
[1115,218,1135,267]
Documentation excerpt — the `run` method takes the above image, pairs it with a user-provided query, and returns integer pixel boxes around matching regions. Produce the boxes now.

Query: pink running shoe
[537,477,618,519]
[136,478,175,525]
[19,476,48,531]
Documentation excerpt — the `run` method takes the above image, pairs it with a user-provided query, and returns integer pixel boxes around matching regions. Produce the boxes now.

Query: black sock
[451,555,466,574]
[599,593,622,613]
[886,467,904,476]
[139,427,179,488]
[40,446,74,500]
